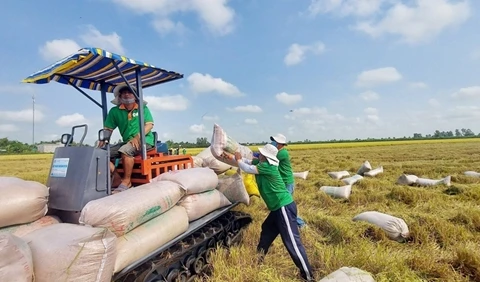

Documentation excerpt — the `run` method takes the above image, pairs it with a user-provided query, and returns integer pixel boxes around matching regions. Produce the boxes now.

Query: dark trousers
[257,202,314,281]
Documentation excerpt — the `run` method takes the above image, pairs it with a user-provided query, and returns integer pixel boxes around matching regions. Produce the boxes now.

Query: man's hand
[234,152,242,161]
[129,135,140,150]
[220,152,233,160]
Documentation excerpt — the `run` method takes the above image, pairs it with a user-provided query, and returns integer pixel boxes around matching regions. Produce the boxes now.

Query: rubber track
[113,211,253,282]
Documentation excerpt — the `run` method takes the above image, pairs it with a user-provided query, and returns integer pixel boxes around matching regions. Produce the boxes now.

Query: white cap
[258,144,279,166]
[270,133,287,145]
[111,84,148,106]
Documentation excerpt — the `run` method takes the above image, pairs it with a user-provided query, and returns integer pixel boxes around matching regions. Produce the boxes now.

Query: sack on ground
[196,146,232,174]
[357,161,372,176]
[328,170,350,180]
[0,177,49,228]
[364,166,384,177]
[464,171,480,178]
[396,174,418,185]
[293,170,309,180]
[23,223,117,282]
[210,123,253,167]
[320,185,352,199]
[217,170,250,205]
[0,215,61,238]
[79,180,184,237]
[342,174,363,185]
[353,211,410,242]
[415,176,451,187]
[152,167,218,195]
[319,267,375,282]
[114,206,189,273]
[179,189,232,222]
[0,233,34,282]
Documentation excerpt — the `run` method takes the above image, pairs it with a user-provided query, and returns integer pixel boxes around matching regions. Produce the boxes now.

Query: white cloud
[445,106,480,120]
[39,25,126,61]
[202,115,219,121]
[451,86,480,99]
[0,85,35,95]
[0,124,19,132]
[187,73,244,97]
[355,0,471,44]
[189,124,206,134]
[244,118,258,124]
[227,105,263,113]
[55,113,88,127]
[111,0,236,36]
[284,41,325,66]
[359,90,379,101]
[144,95,189,111]
[0,109,44,123]
[275,92,303,105]
[152,18,188,36]
[355,67,402,87]
[364,107,378,115]
[428,98,441,107]
[410,82,428,89]
[307,0,385,17]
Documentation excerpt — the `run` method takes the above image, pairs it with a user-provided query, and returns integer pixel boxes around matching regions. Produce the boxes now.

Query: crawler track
[113,210,252,282]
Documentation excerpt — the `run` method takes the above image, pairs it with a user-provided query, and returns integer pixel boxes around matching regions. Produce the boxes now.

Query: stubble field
[1,139,480,282]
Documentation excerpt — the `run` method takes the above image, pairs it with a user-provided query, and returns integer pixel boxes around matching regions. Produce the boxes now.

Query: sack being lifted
[210,123,253,167]
[196,146,232,174]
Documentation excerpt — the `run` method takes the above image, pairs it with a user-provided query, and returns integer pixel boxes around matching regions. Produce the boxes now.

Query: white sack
[293,170,309,180]
[357,161,372,176]
[23,223,117,282]
[320,185,352,199]
[342,174,363,185]
[464,171,480,178]
[179,189,232,222]
[396,174,418,185]
[114,205,189,273]
[319,267,375,282]
[0,233,34,282]
[197,146,232,174]
[415,176,451,187]
[217,170,250,205]
[0,177,49,228]
[152,167,219,195]
[210,123,254,167]
[364,166,384,177]
[328,170,350,180]
[353,211,410,242]
[79,180,184,236]
[0,215,61,238]
[192,156,204,168]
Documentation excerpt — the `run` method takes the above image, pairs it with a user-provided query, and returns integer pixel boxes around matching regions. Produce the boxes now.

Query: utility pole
[32,92,35,145]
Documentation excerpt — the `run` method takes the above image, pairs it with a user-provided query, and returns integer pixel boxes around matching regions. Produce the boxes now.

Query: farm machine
[22,47,253,282]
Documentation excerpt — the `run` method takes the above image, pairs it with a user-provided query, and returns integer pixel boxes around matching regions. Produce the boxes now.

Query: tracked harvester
[22,47,252,282]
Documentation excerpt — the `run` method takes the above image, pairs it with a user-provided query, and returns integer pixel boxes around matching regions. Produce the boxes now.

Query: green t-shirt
[277,148,295,185]
[104,104,155,146]
[254,161,293,211]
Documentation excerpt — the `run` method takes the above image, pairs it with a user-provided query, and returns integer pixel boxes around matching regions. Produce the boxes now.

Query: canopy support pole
[63,77,102,108]
[135,68,147,161]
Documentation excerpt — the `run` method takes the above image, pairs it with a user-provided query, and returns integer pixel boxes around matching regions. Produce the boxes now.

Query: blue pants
[257,202,314,281]
[286,183,306,227]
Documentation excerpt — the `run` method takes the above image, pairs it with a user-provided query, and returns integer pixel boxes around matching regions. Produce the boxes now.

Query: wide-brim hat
[270,133,287,145]
[111,84,148,106]
[258,144,279,166]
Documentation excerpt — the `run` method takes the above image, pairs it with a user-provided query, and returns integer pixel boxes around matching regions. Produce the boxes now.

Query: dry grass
[1,140,480,281]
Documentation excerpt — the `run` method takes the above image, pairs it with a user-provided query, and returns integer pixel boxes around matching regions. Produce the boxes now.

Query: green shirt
[104,104,155,146]
[254,161,293,211]
[277,148,295,185]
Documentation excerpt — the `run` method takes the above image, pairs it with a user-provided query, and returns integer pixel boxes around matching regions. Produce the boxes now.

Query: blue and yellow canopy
[22,47,183,93]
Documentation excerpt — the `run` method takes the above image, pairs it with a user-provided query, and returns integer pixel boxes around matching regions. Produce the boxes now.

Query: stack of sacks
[217,168,251,205]
[0,177,60,237]
[154,167,232,222]
[0,233,34,282]
[396,174,451,187]
[210,123,254,167]
[79,179,189,273]
[23,224,117,282]
[356,160,383,178]
[193,146,233,174]
[224,168,260,197]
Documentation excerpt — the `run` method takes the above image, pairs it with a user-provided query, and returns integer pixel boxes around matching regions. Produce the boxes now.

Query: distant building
[37,143,63,153]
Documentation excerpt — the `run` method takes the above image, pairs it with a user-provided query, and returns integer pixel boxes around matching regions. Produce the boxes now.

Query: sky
[1,0,480,145]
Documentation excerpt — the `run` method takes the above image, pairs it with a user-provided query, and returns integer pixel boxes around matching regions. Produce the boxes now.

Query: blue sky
[1,0,480,145]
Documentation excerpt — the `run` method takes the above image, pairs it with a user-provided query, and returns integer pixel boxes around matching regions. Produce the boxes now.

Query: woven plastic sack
[353,211,410,242]
[364,166,383,177]
[0,215,61,238]
[225,169,260,197]
[320,185,352,199]
[328,170,350,180]
[415,176,451,187]
[114,206,189,273]
[179,189,232,222]
[342,174,363,185]
[210,123,253,167]
[465,171,480,178]
[79,180,184,236]
[197,146,232,174]
[0,233,34,282]
[23,223,117,282]
[293,170,309,180]
[0,177,49,228]
[217,169,250,205]
[152,167,219,195]
[319,267,375,282]
[357,161,372,176]
[396,174,418,185]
